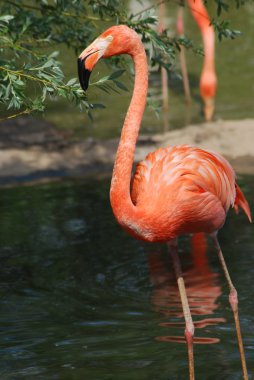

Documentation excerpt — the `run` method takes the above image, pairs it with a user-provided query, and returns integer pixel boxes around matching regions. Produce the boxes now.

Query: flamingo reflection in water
[148,233,225,344]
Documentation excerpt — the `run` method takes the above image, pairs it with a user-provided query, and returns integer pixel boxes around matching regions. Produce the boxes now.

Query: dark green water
[0,175,253,379]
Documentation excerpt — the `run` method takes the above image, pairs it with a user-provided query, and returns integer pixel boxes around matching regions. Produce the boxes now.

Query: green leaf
[0,15,14,23]
[114,80,128,91]
[108,69,125,80]
[67,78,77,86]
[91,103,106,109]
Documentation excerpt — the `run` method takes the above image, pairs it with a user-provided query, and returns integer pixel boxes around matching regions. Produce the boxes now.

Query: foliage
[208,0,250,15]
[0,0,253,121]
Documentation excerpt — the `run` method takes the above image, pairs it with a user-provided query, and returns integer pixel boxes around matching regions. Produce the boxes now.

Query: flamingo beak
[78,35,113,92]
[78,49,100,91]
[77,56,92,91]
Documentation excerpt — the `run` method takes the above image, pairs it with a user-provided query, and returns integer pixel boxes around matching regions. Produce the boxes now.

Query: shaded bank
[0,117,253,186]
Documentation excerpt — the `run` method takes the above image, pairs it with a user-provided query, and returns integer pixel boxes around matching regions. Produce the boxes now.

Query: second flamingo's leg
[176,4,191,104]
[168,240,195,380]
[212,233,249,380]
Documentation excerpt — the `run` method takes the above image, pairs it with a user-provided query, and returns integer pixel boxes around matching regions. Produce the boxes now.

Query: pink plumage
[130,145,250,241]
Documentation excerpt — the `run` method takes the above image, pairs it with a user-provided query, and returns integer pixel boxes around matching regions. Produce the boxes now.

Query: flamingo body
[129,145,250,242]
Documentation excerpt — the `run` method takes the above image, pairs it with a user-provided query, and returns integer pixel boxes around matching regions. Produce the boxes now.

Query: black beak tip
[77,58,91,92]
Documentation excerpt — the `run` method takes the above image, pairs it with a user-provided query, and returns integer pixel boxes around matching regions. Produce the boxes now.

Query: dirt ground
[0,117,253,186]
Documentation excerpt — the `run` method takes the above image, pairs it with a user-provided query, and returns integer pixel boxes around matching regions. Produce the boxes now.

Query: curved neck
[110,39,148,226]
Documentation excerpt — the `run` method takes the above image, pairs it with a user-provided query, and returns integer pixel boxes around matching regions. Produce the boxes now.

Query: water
[44,2,254,138]
[0,175,253,379]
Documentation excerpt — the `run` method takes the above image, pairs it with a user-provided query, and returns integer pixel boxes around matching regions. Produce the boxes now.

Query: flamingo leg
[168,240,195,380]
[212,234,249,380]
[158,1,169,131]
[176,5,192,104]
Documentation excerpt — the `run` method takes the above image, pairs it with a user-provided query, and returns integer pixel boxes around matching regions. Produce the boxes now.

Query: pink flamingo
[159,1,216,120]
[78,25,251,380]
[187,0,217,121]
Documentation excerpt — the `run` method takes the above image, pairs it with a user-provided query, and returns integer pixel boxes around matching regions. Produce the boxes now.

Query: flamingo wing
[131,145,251,240]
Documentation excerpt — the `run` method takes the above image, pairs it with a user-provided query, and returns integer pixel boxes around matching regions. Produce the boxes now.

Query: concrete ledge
[0,117,253,186]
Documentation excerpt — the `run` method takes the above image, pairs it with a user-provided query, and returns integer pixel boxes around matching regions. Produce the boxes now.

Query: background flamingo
[187,0,217,120]
[78,25,251,380]
[159,0,217,121]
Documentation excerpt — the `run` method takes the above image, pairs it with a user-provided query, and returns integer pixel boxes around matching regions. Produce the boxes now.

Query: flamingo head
[78,25,138,91]
[203,97,215,122]
[200,70,217,122]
